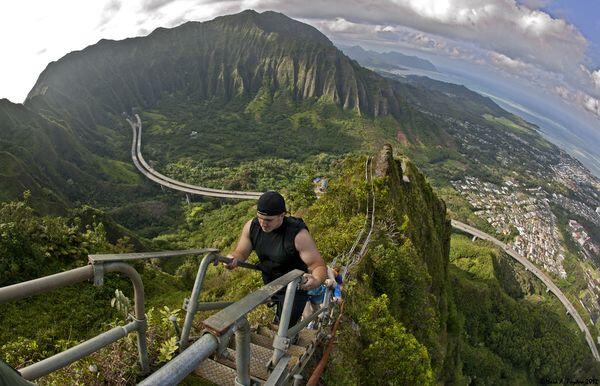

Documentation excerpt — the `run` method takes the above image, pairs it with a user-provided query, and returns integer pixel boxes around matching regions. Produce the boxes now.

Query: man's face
[257,212,284,233]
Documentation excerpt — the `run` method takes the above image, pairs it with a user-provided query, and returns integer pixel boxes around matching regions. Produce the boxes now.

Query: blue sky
[541,0,600,66]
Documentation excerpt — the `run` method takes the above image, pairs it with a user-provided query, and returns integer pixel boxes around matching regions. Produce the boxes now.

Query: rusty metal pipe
[306,301,344,386]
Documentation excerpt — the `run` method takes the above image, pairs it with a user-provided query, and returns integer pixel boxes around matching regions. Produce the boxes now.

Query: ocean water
[389,67,600,178]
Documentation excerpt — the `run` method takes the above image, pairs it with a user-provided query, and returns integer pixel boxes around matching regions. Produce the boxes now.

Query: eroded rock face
[25,10,404,129]
[375,143,393,178]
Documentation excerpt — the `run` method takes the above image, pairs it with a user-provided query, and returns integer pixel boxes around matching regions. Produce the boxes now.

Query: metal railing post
[270,278,301,369]
[5,262,150,380]
[234,317,251,386]
[103,262,149,373]
[293,374,304,386]
[180,252,219,350]
[320,287,332,327]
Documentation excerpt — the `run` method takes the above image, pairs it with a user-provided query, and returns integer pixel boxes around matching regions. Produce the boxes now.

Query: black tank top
[250,216,309,283]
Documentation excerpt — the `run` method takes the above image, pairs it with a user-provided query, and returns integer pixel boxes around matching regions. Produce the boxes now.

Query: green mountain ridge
[26,10,406,129]
[1,9,459,209]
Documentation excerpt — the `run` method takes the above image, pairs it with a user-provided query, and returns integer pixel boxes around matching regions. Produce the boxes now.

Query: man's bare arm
[226,220,253,268]
[295,229,327,290]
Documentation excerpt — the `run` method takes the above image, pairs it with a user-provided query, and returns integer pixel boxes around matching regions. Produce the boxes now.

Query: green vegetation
[483,113,533,135]
[0,195,205,384]
[140,91,398,192]
[313,150,452,383]
[450,234,600,383]
[2,150,598,384]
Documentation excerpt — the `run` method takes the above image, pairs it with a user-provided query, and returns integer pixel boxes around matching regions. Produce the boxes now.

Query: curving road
[127,114,262,200]
[451,219,600,361]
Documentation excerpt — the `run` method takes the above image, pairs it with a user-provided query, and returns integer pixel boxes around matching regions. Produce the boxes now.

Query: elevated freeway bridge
[452,219,600,361]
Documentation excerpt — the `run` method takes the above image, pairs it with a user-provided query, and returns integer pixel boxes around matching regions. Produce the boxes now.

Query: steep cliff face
[369,145,454,379]
[303,145,454,384]
[0,99,83,212]
[25,10,403,130]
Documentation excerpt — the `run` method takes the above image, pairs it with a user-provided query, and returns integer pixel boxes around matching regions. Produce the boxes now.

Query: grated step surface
[256,325,318,348]
[194,358,236,386]
[249,332,307,357]
[297,328,318,347]
[218,342,273,380]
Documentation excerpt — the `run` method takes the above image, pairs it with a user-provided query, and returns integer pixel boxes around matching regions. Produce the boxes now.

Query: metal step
[194,326,319,385]
[194,358,236,385]
[218,342,273,380]
[194,357,266,386]
[297,329,318,347]
[249,332,307,358]
[255,325,318,348]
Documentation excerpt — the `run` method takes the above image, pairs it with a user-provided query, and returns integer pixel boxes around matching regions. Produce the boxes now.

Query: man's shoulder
[243,218,257,237]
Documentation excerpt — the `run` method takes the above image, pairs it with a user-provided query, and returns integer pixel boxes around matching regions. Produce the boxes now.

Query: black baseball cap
[257,191,286,216]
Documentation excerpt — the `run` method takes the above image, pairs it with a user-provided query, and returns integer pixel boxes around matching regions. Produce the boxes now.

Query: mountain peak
[210,9,332,46]
[25,10,405,127]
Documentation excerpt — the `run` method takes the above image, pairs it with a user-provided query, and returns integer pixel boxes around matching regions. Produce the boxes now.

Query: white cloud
[554,85,570,99]
[579,65,600,92]
[0,0,598,126]
[97,0,122,29]
[140,0,176,12]
[593,70,600,90]
[582,94,600,116]
[252,0,588,73]
[518,0,553,9]
[489,52,530,72]
[323,18,371,34]
[552,85,600,119]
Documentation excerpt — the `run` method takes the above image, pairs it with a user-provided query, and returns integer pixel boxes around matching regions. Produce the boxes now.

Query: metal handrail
[0,248,218,381]
[138,333,219,386]
[179,253,262,350]
[140,270,305,386]
[202,271,304,336]
[143,154,375,384]
[0,262,149,380]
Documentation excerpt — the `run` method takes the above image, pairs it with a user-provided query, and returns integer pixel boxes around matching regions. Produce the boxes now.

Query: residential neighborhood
[452,176,567,278]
